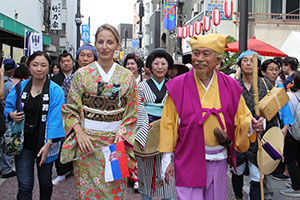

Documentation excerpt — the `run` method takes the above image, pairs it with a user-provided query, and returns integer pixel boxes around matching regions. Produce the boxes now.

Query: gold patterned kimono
[61,62,138,200]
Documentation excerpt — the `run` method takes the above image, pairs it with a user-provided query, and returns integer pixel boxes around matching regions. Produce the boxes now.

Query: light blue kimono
[4,79,65,163]
[277,82,295,125]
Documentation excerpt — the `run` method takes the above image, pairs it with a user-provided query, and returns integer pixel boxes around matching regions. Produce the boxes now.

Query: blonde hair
[95,24,120,44]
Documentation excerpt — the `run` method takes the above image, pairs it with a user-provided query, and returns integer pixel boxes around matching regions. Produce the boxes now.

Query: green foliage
[221,36,239,75]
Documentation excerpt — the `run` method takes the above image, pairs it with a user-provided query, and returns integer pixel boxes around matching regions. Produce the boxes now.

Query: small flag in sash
[102,141,129,182]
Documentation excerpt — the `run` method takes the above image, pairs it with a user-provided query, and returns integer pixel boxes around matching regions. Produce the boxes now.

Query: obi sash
[82,93,126,131]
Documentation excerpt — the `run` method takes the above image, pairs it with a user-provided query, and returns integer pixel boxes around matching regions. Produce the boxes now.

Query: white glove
[161,152,173,180]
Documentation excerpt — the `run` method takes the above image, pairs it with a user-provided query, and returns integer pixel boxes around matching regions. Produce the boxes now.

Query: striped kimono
[135,78,176,199]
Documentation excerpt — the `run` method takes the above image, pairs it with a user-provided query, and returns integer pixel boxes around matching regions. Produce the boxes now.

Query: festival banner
[163,4,176,31]
[25,31,43,56]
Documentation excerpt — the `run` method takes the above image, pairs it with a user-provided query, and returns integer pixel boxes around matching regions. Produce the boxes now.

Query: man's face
[191,47,220,78]
[59,55,73,73]
[77,50,95,68]
[282,63,290,75]
[262,62,279,84]
[168,67,178,79]
[240,55,254,75]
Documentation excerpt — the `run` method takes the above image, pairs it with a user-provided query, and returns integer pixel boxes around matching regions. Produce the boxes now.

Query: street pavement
[0,168,299,199]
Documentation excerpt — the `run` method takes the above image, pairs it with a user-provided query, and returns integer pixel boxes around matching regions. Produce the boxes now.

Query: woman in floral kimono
[135,49,176,200]
[61,24,138,200]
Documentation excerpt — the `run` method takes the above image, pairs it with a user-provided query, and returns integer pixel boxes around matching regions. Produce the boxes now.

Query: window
[271,0,282,13]
[62,0,66,8]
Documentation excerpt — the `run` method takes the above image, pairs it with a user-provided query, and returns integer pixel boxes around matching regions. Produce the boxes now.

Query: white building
[59,0,77,57]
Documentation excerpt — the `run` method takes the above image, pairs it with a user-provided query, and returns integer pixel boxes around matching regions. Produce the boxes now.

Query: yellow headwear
[189,34,229,53]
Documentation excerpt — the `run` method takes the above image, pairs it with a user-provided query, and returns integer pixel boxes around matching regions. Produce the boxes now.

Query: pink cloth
[175,159,228,200]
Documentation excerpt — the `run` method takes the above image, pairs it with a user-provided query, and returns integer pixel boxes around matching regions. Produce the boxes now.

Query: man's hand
[251,117,265,135]
[165,163,174,185]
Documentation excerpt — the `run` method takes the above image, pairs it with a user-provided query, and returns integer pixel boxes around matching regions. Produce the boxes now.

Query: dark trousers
[55,144,73,176]
[284,132,300,190]
[232,173,261,200]
[15,147,53,200]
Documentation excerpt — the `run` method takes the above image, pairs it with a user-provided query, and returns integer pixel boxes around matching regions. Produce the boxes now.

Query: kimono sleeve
[61,71,84,136]
[234,95,252,152]
[116,74,138,148]
[159,95,179,153]
[46,84,65,139]
[135,84,149,148]
[4,85,18,121]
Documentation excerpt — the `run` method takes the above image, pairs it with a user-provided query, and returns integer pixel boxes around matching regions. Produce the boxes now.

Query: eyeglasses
[267,68,280,72]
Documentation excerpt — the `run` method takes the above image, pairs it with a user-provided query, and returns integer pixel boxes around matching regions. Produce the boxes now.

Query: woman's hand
[37,142,51,167]
[9,111,24,123]
[76,131,95,153]
[114,135,123,143]
[73,124,95,153]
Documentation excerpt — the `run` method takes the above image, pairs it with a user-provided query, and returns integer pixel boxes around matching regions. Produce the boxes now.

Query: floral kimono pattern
[61,62,138,200]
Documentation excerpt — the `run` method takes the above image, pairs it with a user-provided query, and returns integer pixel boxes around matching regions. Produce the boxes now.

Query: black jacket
[51,71,66,86]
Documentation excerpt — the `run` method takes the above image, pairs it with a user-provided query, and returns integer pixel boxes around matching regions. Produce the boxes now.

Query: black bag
[0,101,6,137]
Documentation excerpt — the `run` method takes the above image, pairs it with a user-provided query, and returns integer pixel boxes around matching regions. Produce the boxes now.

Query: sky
[81,0,137,42]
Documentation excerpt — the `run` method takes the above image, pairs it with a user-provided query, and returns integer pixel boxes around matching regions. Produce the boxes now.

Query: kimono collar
[95,62,117,83]
[151,77,166,91]
[197,70,215,92]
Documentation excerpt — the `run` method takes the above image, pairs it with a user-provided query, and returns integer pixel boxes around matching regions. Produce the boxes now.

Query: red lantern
[213,8,221,26]
[182,26,187,38]
[188,24,194,37]
[224,0,233,18]
[194,20,202,35]
[177,27,182,38]
[203,16,211,32]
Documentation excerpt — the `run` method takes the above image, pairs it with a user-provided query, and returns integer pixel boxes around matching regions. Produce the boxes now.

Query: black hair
[20,56,28,64]
[146,49,174,71]
[283,57,299,71]
[50,63,60,74]
[58,50,73,63]
[124,53,144,81]
[291,71,300,92]
[13,64,31,79]
[123,53,138,68]
[273,57,283,67]
[27,51,51,67]
[261,59,280,72]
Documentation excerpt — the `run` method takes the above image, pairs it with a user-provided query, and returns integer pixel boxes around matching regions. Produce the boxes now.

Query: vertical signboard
[50,0,62,30]
[81,24,90,43]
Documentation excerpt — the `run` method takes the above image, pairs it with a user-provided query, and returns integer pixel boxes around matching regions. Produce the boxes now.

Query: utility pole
[124,28,128,49]
[239,0,248,55]
[75,0,82,50]
[177,1,183,54]
[138,0,144,48]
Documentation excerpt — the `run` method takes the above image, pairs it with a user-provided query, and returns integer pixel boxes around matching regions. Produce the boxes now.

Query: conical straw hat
[257,127,284,175]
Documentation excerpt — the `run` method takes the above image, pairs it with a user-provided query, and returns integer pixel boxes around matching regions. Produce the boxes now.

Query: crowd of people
[0,23,300,200]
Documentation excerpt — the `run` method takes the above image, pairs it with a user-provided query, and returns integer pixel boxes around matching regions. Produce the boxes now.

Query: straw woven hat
[257,127,284,175]
[134,120,161,157]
